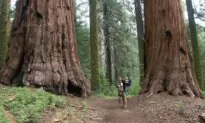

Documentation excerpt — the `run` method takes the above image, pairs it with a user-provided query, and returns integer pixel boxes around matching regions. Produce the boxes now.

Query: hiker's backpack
[127,80,132,87]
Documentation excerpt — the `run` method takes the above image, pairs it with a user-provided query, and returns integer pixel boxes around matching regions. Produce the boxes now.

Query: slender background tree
[0,0,9,69]
[134,0,144,87]
[103,0,113,84]
[186,0,203,90]
[89,0,100,90]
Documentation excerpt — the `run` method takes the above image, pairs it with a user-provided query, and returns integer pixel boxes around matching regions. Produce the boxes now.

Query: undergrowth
[0,85,66,123]
[96,77,141,98]
[202,91,205,98]
[0,107,10,123]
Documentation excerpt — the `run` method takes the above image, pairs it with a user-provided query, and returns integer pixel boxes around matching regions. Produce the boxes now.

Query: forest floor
[1,85,205,123]
[41,93,205,123]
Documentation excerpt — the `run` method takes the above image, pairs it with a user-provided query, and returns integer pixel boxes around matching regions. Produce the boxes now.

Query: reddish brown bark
[141,0,202,98]
[0,0,91,97]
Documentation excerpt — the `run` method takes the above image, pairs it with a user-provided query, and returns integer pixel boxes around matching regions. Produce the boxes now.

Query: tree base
[140,67,202,98]
[142,0,202,98]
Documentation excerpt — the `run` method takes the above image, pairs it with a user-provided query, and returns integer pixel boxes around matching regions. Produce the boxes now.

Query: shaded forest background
[4,0,205,96]
[76,0,205,96]
[1,0,205,122]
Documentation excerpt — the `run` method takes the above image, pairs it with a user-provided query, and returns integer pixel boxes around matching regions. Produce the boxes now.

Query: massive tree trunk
[186,0,203,90]
[0,0,9,69]
[0,0,91,97]
[103,1,112,84]
[141,0,202,97]
[89,0,100,90]
[134,0,144,87]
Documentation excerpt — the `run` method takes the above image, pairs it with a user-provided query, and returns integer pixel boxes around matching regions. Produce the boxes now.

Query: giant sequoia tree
[0,0,90,97]
[141,0,202,97]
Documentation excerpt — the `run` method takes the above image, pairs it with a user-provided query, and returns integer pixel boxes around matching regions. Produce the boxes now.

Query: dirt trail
[41,93,205,123]
[84,97,140,123]
[84,93,205,123]
[3,110,16,123]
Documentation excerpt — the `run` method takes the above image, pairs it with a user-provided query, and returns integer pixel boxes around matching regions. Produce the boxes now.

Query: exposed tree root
[140,67,202,98]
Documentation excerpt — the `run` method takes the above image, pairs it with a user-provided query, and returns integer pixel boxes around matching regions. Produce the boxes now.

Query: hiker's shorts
[123,91,128,96]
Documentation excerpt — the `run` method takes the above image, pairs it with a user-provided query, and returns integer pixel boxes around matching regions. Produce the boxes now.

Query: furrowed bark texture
[141,0,202,97]
[0,0,91,97]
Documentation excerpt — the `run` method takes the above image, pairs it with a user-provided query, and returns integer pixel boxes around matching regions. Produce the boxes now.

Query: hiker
[117,77,123,104]
[121,76,132,108]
